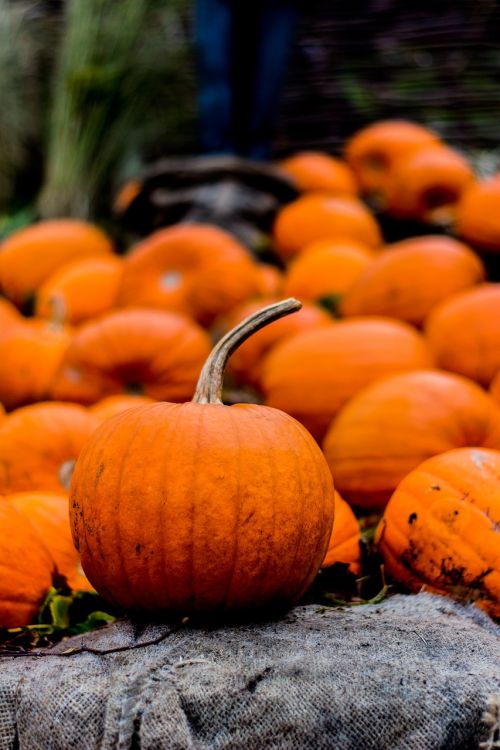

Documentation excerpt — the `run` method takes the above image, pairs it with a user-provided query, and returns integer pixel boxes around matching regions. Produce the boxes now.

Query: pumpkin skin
[50,308,211,405]
[0,402,98,494]
[223,297,332,389]
[282,238,375,306]
[256,264,284,297]
[383,145,474,222]
[0,297,24,331]
[489,370,500,405]
[70,300,335,616]
[425,284,500,387]
[0,219,113,307]
[376,447,500,617]
[278,151,358,195]
[454,175,500,251]
[341,236,485,326]
[0,501,55,627]
[344,120,440,195]
[8,491,93,592]
[273,194,382,261]
[117,224,261,325]
[323,370,500,510]
[321,492,361,573]
[89,394,156,424]
[261,317,433,441]
[35,255,123,325]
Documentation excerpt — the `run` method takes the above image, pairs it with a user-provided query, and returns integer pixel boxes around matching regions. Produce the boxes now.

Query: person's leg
[194,0,235,154]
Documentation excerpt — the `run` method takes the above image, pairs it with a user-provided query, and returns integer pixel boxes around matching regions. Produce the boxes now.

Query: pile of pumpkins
[0,118,499,630]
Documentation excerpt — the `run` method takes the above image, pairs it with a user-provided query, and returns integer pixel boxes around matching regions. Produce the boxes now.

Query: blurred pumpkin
[255,263,284,297]
[454,175,500,252]
[89,394,155,424]
[278,151,357,195]
[321,491,361,574]
[0,297,24,331]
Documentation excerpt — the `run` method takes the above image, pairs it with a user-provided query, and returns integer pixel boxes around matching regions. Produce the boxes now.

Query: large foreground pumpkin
[376,447,500,617]
[70,299,335,615]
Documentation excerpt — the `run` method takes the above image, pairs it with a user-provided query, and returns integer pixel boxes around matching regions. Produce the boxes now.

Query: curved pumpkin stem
[192,297,302,405]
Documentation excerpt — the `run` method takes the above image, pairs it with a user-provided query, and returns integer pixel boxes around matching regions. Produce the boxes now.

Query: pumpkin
[261,317,433,441]
[383,145,474,223]
[341,236,485,326]
[35,255,123,325]
[50,308,212,405]
[0,402,98,494]
[117,224,261,325]
[69,299,335,615]
[222,297,332,389]
[344,120,440,195]
[282,238,375,308]
[256,264,284,297]
[425,284,500,387]
[8,491,93,592]
[0,297,24,331]
[0,219,113,308]
[273,194,382,261]
[490,371,500,405]
[323,370,500,510]
[0,501,55,627]
[376,447,500,617]
[454,175,500,251]
[278,151,358,195]
[321,492,362,574]
[89,394,156,424]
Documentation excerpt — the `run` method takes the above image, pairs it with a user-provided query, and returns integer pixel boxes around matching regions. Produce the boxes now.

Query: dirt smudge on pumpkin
[94,462,105,488]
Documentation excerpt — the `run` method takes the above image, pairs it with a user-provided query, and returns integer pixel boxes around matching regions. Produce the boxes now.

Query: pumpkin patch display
[70,299,335,616]
[278,151,358,195]
[0,219,113,308]
[376,447,500,617]
[0,500,55,628]
[0,402,98,494]
[323,370,500,510]
[455,175,500,251]
[273,194,382,261]
[261,317,433,441]
[117,224,261,325]
[321,492,362,574]
[50,308,211,405]
[340,235,485,326]
[425,284,500,387]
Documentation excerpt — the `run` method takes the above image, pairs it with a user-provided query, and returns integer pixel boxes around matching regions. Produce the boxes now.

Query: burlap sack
[0,592,499,750]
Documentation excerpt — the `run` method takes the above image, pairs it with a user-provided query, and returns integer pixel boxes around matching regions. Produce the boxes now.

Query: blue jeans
[195,0,298,160]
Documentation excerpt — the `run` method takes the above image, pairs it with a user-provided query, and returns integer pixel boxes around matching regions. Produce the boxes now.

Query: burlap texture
[0,593,499,750]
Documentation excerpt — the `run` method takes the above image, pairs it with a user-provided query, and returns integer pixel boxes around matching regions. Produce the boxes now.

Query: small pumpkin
[425,284,500,387]
[454,175,500,252]
[278,151,358,195]
[273,194,382,261]
[323,370,500,510]
[0,402,98,494]
[0,219,113,308]
[50,308,212,405]
[341,235,485,326]
[376,447,500,617]
[70,299,335,615]
[261,317,433,441]
[35,255,123,325]
[255,264,284,297]
[321,492,361,574]
[117,224,261,325]
[89,394,156,424]
[344,120,440,195]
[0,501,55,627]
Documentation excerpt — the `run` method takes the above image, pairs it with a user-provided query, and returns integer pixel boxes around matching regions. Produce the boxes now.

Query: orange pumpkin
[376,447,500,617]
[425,284,500,387]
[222,297,332,389]
[490,371,500,405]
[341,235,485,326]
[261,317,433,441]
[255,264,284,297]
[0,297,24,331]
[8,491,93,592]
[89,394,156,424]
[323,370,500,510]
[454,175,500,252]
[117,224,261,325]
[321,492,361,573]
[0,402,98,494]
[35,255,123,325]
[278,151,358,195]
[383,145,475,222]
[282,238,375,307]
[51,308,212,405]
[69,299,335,615]
[0,219,113,307]
[0,501,55,627]
[273,194,382,261]
[344,120,440,194]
